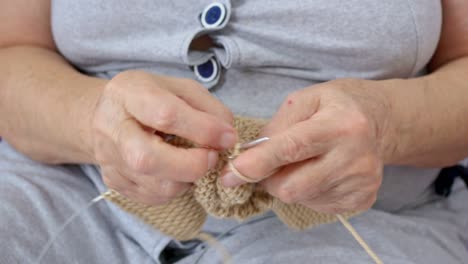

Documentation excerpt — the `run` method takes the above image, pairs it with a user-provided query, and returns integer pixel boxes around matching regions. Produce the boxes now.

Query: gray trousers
[1,140,467,264]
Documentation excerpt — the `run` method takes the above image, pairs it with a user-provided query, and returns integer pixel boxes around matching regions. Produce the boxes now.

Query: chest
[52,0,441,81]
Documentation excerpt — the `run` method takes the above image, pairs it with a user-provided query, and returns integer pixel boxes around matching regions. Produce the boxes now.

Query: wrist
[333,78,397,164]
[362,80,396,165]
[373,78,414,165]
[73,77,108,164]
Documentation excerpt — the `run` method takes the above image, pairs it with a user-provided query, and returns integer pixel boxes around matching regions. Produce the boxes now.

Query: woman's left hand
[221,79,392,214]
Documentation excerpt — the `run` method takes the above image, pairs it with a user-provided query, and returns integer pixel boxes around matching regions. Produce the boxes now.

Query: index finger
[125,87,237,150]
[164,77,234,124]
[115,118,218,182]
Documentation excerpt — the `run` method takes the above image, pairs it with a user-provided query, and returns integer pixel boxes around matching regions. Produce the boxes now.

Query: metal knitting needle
[228,137,270,160]
[239,137,270,150]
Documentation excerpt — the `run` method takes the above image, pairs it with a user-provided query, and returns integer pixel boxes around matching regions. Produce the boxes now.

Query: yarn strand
[35,193,108,264]
[192,214,383,264]
[336,214,384,264]
[197,232,232,264]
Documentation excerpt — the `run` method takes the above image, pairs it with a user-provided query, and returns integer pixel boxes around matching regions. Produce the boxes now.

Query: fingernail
[208,150,219,170]
[221,171,244,187]
[220,132,236,149]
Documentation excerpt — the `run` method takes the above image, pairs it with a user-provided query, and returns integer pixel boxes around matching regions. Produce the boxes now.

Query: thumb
[220,118,328,187]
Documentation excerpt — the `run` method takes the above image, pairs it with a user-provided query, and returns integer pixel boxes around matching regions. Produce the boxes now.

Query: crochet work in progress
[103,116,358,241]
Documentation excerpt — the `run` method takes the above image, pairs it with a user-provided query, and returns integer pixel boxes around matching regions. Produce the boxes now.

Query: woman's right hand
[90,70,236,205]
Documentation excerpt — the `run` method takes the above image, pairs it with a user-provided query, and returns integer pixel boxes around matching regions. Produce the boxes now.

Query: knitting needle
[161,133,270,152]
[239,137,270,150]
[228,137,270,160]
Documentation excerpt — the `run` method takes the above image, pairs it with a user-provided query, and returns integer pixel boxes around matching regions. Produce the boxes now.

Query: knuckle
[351,113,370,135]
[337,112,370,138]
[276,184,300,204]
[153,103,178,131]
[278,134,307,164]
[124,147,152,173]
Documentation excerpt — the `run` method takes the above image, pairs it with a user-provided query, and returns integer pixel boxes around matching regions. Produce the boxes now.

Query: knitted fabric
[103,117,358,241]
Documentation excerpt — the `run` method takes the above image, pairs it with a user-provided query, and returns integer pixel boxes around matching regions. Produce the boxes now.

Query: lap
[1,140,467,263]
[180,182,468,264]
[0,141,160,264]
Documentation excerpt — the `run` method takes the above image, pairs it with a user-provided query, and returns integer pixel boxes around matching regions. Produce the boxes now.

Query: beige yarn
[103,116,358,241]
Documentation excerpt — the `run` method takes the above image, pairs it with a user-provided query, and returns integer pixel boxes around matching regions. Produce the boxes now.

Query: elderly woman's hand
[221,79,391,214]
[91,70,236,206]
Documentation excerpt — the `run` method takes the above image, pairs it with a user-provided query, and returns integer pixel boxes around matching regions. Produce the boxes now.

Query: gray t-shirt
[51,0,444,211]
